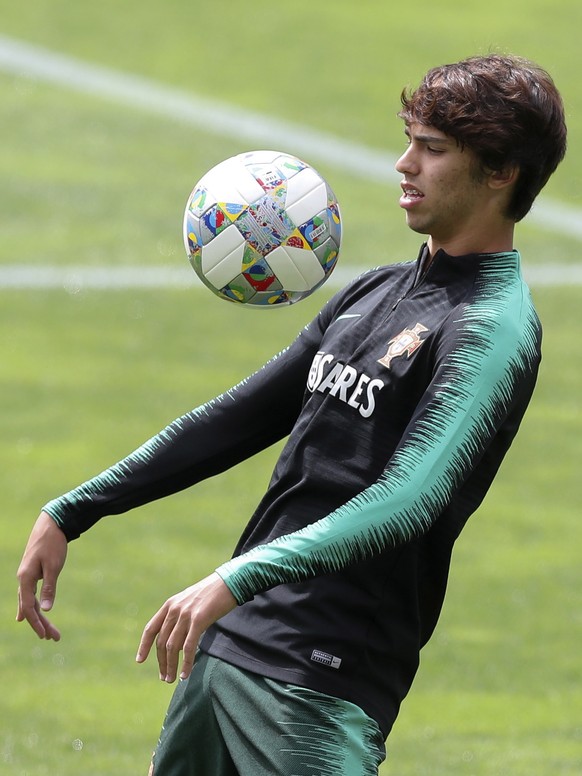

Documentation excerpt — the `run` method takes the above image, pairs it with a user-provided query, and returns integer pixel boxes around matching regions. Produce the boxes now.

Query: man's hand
[136,572,237,683]
[16,511,68,641]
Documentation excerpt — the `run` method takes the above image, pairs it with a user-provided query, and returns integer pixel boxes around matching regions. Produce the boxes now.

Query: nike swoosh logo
[335,313,362,322]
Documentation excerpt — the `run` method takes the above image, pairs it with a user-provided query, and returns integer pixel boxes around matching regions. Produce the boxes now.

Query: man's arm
[43,317,327,542]
[15,301,336,644]
[14,341,306,642]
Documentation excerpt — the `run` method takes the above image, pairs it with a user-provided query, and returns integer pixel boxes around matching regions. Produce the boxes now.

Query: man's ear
[487,165,519,190]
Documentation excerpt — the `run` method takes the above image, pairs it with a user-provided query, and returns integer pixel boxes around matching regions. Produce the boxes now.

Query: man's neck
[427,224,515,257]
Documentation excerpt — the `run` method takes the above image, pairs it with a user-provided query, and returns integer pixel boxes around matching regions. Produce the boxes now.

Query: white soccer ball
[183,150,342,306]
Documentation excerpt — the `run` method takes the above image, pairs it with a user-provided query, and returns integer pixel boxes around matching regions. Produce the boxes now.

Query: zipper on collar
[388,245,433,316]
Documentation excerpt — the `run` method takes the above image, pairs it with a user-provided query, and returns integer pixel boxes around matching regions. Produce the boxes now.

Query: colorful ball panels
[183,150,342,306]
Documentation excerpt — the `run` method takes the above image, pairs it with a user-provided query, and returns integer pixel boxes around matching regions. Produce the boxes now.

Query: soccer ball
[183,150,342,307]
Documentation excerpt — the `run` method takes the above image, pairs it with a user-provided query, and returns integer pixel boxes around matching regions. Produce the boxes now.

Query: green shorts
[149,651,386,776]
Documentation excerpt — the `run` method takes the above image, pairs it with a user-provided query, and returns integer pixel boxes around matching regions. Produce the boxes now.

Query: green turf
[1,2,581,773]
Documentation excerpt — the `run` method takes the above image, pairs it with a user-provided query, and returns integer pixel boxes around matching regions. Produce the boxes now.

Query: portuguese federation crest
[378,323,429,369]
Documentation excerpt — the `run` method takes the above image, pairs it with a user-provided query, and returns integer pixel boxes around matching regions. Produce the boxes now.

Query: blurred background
[1,1,580,773]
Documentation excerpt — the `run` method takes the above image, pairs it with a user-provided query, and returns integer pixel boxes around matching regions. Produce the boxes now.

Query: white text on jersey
[307,351,384,418]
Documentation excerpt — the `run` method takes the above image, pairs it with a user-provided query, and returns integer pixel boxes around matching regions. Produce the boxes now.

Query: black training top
[45,244,541,737]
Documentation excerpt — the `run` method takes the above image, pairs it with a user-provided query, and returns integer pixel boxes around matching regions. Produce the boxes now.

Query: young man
[17,54,567,775]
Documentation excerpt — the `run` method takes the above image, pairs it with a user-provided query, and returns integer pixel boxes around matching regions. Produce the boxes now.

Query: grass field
[1,2,581,774]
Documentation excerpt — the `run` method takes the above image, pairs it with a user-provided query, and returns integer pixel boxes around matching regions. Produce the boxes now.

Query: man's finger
[154,607,185,682]
[16,576,46,637]
[36,608,61,641]
[16,595,43,638]
[136,608,167,666]
[161,632,182,683]
[179,629,200,680]
[39,576,58,612]
[16,588,61,640]
[16,579,34,621]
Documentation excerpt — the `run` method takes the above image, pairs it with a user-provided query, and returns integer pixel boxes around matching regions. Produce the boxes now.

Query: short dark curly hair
[399,54,567,221]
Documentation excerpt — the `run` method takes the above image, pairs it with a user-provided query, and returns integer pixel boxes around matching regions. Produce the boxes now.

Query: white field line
[0,263,580,290]
[1,35,582,241]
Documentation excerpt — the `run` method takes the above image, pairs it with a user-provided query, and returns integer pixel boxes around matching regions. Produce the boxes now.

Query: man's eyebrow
[404,127,451,145]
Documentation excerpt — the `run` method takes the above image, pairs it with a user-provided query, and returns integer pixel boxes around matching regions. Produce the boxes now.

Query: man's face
[395,122,492,253]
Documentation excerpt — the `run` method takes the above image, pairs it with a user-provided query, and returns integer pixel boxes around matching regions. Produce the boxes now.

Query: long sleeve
[44,316,329,541]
